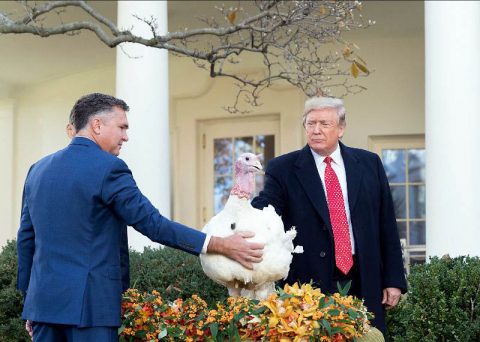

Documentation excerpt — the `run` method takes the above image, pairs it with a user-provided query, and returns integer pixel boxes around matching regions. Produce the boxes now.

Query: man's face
[304,107,345,156]
[96,106,129,156]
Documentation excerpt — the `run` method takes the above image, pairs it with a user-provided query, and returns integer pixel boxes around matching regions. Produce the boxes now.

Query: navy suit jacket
[252,142,407,331]
[17,137,206,327]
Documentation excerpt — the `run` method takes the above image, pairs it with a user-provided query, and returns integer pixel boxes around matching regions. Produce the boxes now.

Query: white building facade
[0,1,478,266]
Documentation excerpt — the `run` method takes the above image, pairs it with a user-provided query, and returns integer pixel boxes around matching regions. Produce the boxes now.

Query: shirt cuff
[201,234,212,254]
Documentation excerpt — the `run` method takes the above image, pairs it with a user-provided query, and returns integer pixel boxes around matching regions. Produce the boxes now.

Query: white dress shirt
[311,144,356,254]
[202,235,211,254]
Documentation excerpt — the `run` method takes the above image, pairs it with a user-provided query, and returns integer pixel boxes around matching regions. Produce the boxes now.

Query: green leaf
[275,286,295,299]
[167,326,182,338]
[337,280,351,296]
[330,326,343,334]
[327,309,341,317]
[321,318,332,335]
[227,320,241,342]
[227,320,234,337]
[251,306,266,315]
[135,330,147,338]
[347,307,358,319]
[233,310,246,321]
[158,329,167,339]
[319,296,329,309]
[279,292,294,300]
[209,322,218,340]
[235,328,241,342]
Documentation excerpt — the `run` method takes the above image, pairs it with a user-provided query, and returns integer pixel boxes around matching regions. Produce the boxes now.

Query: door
[198,114,280,225]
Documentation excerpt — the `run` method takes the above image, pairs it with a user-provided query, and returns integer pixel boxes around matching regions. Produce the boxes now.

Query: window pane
[382,149,406,183]
[399,235,407,268]
[234,137,253,160]
[409,185,426,219]
[408,149,426,182]
[378,142,426,274]
[396,221,407,242]
[254,135,275,197]
[214,138,233,175]
[214,176,232,214]
[255,135,275,169]
[254,174,264,198]
[409,251,426,266]
[410,221,426,245]
[390,185,406,219]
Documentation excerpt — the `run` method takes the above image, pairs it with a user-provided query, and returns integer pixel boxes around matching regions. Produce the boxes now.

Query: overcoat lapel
[340,142,363,214]
[294,146,331,229]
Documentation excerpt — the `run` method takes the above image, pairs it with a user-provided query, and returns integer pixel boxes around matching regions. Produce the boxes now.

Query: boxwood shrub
[0,240,29,341]
[386,256,480,341]
[129,246,227,306]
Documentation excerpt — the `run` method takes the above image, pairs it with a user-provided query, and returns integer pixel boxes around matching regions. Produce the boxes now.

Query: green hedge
[129,246,227,306]
[1,240,479,341]
[0,241,29,341]
[386,256,480,341]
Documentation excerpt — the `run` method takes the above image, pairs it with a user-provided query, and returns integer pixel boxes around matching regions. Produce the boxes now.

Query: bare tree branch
[0,0,374,113]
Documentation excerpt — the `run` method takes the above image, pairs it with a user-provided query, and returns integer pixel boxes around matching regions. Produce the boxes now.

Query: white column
[116,1,170,251]
[0,99,15,247]
[425,1,480,257]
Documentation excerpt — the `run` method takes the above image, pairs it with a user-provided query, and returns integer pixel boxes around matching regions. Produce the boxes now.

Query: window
[369,135,426,273]
[213,135,275,214]
[198,115,280,225]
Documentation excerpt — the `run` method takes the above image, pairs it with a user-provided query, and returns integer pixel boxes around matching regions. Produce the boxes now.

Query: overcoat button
[319,251,326,258]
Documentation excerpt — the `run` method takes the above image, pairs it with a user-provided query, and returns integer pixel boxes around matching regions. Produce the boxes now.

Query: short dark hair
[70,93,129,130]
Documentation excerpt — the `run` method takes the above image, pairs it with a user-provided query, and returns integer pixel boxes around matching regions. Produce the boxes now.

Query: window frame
[198,115,280,226]
[368,134,426,273]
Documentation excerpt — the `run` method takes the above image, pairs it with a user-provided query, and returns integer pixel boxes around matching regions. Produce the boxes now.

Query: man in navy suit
[17,93,263,341]
[251,96,407,332]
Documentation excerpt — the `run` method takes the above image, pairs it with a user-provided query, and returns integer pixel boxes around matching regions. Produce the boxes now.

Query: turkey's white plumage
[200,153,302,300]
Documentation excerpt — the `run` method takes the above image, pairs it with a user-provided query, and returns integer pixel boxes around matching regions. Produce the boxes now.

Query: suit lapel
[340,142,363,214]
[294,146,332,228]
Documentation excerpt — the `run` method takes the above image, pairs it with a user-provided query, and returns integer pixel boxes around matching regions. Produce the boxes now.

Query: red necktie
[324,156,353,275]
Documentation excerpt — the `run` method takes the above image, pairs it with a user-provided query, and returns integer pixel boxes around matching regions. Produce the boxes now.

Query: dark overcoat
[252,142,407,331]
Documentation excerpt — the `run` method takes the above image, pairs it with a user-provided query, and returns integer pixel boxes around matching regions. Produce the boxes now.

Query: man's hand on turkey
[208,231,264,270]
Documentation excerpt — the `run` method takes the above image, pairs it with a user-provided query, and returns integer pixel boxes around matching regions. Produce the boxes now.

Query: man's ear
[338,122,346,139]
[91,117,102,135]
[66,123,76,139]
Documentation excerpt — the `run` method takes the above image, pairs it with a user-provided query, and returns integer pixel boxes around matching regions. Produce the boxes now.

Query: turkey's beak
[252,161,264,174]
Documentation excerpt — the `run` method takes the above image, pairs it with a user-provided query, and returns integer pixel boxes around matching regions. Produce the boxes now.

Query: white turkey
[200,153,303,300]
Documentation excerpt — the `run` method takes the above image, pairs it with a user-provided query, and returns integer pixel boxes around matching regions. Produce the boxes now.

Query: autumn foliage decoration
[120,283,373,341]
